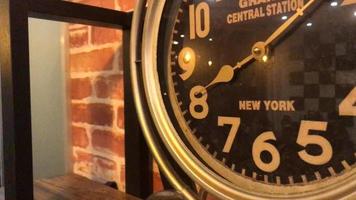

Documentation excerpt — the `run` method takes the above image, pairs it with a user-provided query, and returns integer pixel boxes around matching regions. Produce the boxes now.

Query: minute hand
[264,0,316,46]
[204,0,317,89]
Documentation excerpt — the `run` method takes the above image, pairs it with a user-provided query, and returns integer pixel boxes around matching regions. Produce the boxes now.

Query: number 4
[339,87,356,116]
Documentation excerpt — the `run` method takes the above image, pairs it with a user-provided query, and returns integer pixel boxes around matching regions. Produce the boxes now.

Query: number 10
[189,2,210,39]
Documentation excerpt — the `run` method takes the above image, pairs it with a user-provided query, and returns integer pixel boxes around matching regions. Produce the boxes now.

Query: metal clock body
[131,0,356,199]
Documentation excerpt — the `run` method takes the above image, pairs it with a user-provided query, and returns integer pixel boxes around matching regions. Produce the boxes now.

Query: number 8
[189,86,209,119]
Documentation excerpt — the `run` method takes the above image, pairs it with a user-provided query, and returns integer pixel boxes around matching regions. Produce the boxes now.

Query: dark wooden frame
[0,0,152,199]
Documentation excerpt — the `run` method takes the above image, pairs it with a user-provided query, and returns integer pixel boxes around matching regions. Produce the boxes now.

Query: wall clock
[131,0,356,199]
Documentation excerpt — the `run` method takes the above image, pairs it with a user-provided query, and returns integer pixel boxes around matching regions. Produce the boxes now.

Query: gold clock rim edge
[132,0,356,199]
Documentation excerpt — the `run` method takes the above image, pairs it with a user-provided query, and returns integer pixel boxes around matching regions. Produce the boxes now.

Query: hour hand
[205,54,254,89]
[205,65,235,89]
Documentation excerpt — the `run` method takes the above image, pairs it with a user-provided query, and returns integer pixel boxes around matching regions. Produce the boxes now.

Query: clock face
[155,0,356,196]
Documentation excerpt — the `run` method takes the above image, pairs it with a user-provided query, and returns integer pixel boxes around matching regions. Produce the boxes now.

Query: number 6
[252,131,280,173]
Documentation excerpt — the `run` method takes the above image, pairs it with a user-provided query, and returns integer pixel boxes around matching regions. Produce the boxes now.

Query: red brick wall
[67,1,222,197]
[68,0,130,192]
[68,0,163,193]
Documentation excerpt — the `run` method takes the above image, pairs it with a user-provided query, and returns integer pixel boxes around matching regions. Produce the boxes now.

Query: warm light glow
[180,34,185,38]
[354,11,356,16]
[253,47,260,54]
[281,16,288,20]
[330,1,338,6]
[208,61,213,66]
[173,41,179,45]
[183,52,192,63]
[262,55,268,62]
[307,22,313,27]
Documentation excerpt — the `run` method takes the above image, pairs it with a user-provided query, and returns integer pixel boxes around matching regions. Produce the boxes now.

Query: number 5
[297,121,333,165]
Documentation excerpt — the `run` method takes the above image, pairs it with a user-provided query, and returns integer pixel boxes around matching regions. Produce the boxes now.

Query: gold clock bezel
[131,0,356,199]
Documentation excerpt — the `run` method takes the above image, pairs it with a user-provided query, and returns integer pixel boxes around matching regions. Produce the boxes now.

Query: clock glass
[152,0,356,198]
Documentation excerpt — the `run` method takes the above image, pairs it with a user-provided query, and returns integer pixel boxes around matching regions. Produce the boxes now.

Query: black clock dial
[158,0,356,187]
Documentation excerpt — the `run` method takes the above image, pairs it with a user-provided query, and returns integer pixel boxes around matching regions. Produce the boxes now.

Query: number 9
[178,47,196,81]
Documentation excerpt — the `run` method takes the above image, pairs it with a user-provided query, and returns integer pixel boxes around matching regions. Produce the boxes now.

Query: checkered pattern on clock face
[287,12,356,131]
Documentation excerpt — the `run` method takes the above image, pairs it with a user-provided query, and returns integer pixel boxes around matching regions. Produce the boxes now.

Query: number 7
[218,116,241,153]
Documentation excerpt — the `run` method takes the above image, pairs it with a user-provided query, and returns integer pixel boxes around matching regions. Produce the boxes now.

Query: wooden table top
[34,174,141,200]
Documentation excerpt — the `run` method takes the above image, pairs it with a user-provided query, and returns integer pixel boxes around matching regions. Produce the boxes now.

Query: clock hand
[251,0,317,61]
[204,55,254,90]
[204,0,318,90]
[264,0,316,47]
[233,54,254,70]
[205,65,235,89]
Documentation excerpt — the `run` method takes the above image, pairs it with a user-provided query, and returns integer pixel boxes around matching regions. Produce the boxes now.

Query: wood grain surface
[34,174,141,200]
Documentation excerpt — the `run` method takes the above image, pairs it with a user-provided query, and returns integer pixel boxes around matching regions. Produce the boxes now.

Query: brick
[120,164,125,187]
[73,150,118,181]
[70,48,115,72]
[117,105,124,129]
[206,194,219,200]
[72,126,89,148]
[78,0,116,10]
[71,78,92,100]
[92,27,122,45]
[69,26,89,48]
[72,103,113,126]
[92,130,124,157]
[75,150,93,163]
[95,75,124,100]
[96,156,117,171]
[153,171,164,192]
[117,0,136,11]
[116,48,124,72]
[207,195,219,200]
[153,160,160,173]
